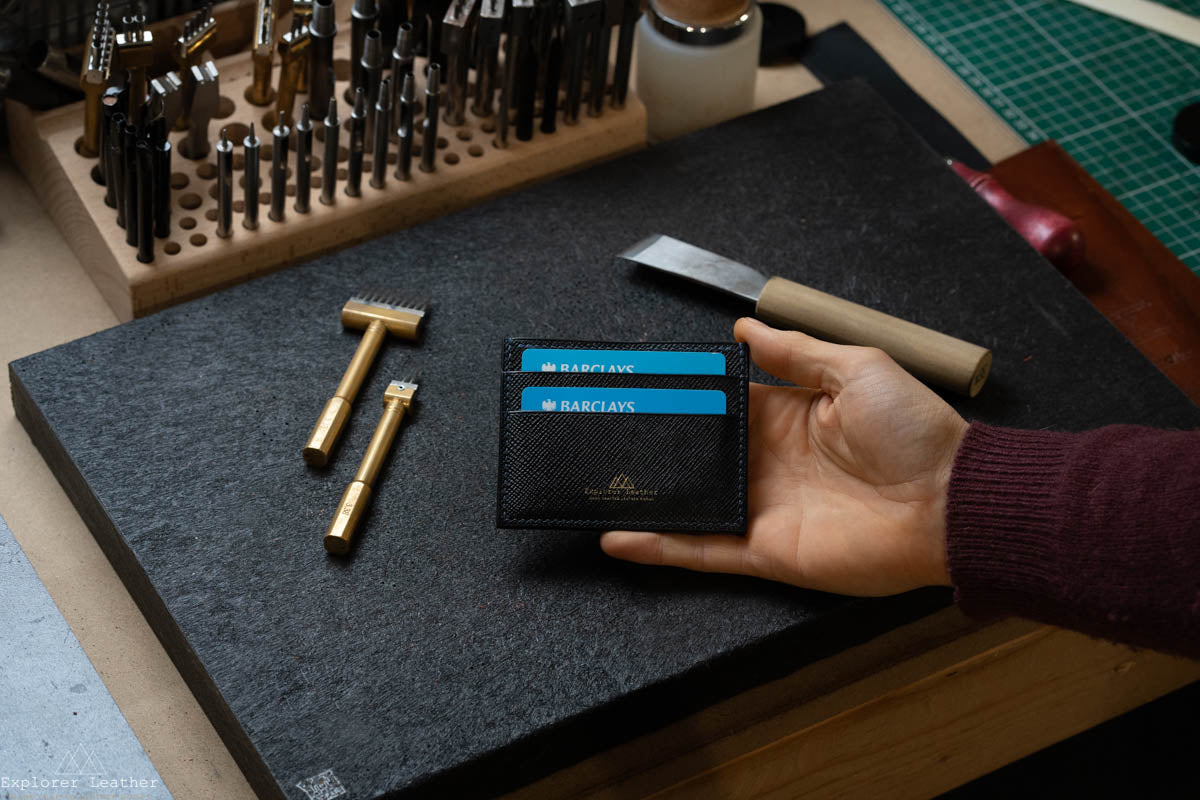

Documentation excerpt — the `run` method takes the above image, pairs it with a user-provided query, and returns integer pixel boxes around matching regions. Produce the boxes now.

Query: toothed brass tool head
[324,376,420,555]
[342,290,428,336]
[303,292,429,467]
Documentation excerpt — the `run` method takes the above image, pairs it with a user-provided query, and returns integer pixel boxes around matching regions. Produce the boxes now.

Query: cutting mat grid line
[882,0,1200,275]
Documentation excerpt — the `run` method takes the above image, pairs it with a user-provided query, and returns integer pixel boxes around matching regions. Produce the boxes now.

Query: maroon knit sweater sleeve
[946,422,1200,658]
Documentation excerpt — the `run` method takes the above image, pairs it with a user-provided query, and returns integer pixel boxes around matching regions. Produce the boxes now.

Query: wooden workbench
[1,1,1195,797]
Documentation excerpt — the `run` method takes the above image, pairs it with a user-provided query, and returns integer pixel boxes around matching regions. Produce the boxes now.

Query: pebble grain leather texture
[10,81,1200,799]
[497,339,749,531]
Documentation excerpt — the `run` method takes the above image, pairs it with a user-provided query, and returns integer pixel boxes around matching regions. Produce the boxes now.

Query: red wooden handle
[950,159,1085,271]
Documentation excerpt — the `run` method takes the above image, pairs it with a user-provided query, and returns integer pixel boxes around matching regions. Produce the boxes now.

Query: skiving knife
[619,234,992,397]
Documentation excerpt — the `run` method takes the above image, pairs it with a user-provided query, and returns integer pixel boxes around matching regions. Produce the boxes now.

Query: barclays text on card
[520,387,727,415]
[520,349,726,375]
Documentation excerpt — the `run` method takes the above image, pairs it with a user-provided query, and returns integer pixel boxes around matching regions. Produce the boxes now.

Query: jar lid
[649,0,755,46]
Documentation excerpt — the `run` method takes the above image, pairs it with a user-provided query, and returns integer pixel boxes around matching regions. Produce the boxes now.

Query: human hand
[600,318,967,596]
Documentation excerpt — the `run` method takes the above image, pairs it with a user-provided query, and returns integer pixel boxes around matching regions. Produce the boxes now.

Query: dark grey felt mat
[11,81,1200,800]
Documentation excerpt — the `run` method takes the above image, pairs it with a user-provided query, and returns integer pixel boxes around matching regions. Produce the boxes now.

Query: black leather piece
[497,339,749,532]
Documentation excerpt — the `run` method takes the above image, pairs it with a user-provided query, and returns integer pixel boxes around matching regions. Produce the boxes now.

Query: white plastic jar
[635,0,762,142]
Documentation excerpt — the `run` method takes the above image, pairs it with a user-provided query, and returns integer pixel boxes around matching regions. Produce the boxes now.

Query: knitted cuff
[945,422,1077,621]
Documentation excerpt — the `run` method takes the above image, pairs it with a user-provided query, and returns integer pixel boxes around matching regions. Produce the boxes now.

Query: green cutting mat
[880,0,1200,276]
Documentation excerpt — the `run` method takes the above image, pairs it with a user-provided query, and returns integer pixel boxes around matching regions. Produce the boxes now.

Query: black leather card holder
[497,339,749,532]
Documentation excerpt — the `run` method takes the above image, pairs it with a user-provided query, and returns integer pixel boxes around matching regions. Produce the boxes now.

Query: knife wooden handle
[755,276,992,397]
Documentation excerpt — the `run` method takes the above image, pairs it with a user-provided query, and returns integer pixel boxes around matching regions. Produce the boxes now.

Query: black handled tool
[347,87,367,196]
[243,123,261,229]
[321,98,340,205]
[309,0,337,115]
[295,103,313,213]
[371,78,391,189]
[420,63,441,173]
[216,128,233,237]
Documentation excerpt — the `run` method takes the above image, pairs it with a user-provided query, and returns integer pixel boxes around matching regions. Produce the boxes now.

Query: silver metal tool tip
[616,234,768,304]
[350,289,429,316]
[401,72,414,100]
[618,233,669,262]
[299,103,311,126]
[377,77,390,108]
[326,97,339,124]
[353,87,366,115]
[426,63,440,93]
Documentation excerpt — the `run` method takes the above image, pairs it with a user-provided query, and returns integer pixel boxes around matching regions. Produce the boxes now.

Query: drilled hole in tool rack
[437,137,448,149]
[205,209,218,222]
[387,153,397,164]
[215,96,236,119]
[164,241,181,255]
[238,175,262,189]
[261,144,273,161]
[223,123,250,145]
[337,167,347,180]
[444,153,459,165]
[456,129,472,141]
[179,193,202,210]
[481,120,496,133]
[334,59,352,81]
[286,185,297,197]
[190,233,207,247]
[233,200,245,213]
[260,194,271,205]
[180,216,197,230]
[337,145,349,163]
[170,172,190,190]
[91,163,103,185]
[208,184,218,199]
[311,176,322,189]
[411,144,421,157]
[311,155,322,171]
[196,163,217,180]
[468,144,483,157]
[233,153,245,170]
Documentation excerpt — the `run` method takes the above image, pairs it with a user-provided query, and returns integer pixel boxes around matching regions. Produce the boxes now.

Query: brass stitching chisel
[304,292,429,466]
[619,234,992,397]
[324,377,419,555]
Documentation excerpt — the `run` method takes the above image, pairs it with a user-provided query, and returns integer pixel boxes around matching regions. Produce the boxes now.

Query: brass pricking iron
[323,377,419,555]
[303,290,428,467]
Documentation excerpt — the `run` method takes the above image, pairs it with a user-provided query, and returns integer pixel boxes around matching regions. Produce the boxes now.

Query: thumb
[733,317,850,393]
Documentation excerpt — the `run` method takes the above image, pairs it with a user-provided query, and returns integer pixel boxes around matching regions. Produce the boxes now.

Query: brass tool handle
[303,318,387,466]
[82,86,103,157]
[755,276,992,397]
[323,399,407,554]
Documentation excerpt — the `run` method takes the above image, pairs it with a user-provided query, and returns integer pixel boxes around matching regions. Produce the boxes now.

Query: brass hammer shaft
[304,319,386,466]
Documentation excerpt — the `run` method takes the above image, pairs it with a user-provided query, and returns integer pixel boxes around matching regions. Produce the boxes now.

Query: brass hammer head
[342,290,428,338]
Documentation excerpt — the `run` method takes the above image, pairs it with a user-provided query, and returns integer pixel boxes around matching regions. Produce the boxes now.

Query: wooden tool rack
[8,8,646,321]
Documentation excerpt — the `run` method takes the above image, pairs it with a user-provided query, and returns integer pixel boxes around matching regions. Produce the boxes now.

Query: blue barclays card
[520,348,726,375]
[519,386,727,415]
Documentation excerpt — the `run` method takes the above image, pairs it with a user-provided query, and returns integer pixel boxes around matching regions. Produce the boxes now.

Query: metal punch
[246,0,276,106]
[182,60,219,159]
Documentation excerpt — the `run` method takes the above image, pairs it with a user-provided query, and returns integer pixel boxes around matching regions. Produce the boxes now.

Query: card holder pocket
[503,338,748,374]
[501,371,744,412]
[497,409,746,531]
